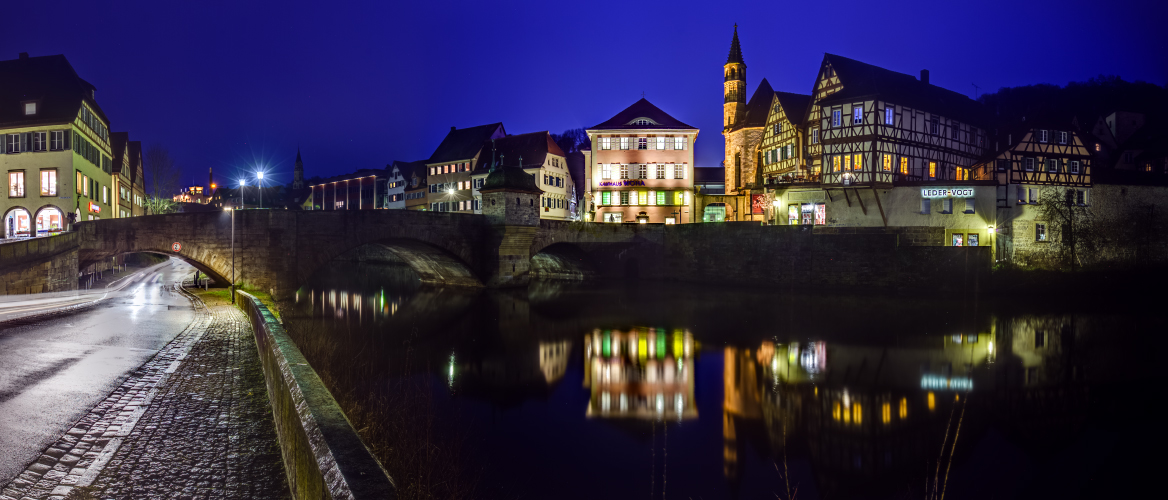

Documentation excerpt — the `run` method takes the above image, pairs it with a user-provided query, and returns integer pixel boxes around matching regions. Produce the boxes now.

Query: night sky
[4,0,1165,189]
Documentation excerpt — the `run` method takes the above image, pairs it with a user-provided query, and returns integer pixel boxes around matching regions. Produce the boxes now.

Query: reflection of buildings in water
[583,328,696,421]
[539,340,571,384]
[298,288,406,323]
[721,318,1089,496]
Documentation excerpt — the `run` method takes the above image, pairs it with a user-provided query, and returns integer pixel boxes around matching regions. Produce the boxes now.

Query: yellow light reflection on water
[832,401,841,421]
[928,392,936,411]
[899,397,908,419]
[853,403,862,425]
[882,402,891,424]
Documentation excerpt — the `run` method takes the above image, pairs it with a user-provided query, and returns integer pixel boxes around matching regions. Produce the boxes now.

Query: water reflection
[284,262,1164,499]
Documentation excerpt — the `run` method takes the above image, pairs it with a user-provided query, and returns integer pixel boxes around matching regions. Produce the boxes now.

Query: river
[281,261,1165,500]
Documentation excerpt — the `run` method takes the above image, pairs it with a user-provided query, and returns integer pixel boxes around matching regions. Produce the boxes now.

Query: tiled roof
[110,132,128,173]
[471,131,565,174]
[428,123,506,164]
[481,166,542,194]
[726,25,744,65]
[0,54,109,128]
[694,167,725,183]
[734,78,775,130]
[588,98,697,131]
[774,91,812,126]
[128,141,142,185]
[817,53,988,127]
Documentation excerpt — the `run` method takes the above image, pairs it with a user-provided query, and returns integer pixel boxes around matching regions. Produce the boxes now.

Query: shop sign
[921,187,974,198]
[88,202,101,213]
[598,180,646,187]
[171,242,182,252]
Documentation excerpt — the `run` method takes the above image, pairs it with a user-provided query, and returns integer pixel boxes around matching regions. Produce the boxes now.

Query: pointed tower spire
[726,23,744,65]
[292,147,305,190]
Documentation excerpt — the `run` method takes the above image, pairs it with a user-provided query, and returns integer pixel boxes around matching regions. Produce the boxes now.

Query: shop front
[4,207,31,238]
[35,206,64,236]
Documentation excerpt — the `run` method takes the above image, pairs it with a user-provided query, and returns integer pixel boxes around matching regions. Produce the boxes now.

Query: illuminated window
[674,164,684,179]
[853,154,862,171]
[1038,130,1049,143]
[927,392,936,411]
[899,397,907,418]
[656,190,666,205]
[882,402,891,424]
[601,164,612,180]
[83,175,89,196]
[812,128,819,144]
[1094,143,1100,152]
[788,204,798,225]
[40,170,56,196]
[832,109,842,127]
[853,107,862,124]
[814,203,826,225]
[952,233,963,246]
[656,137,665,150]
[956,168,965,181]
[885,107,894,125]
[656,165,665,179]
[773,123,781,135]
[601,191,611,205]
[600,137,611,150]
[637,138,647,150]
[929,161,936,180]
[882,154,891,171]
[900,157,908,175]
[620,164,629,179]
[638,164,647,179]
[8,171,25,197]
[620,191,629,205]
[1036,223,1047,241]
[832,156,841,172]
[844,155,851,171]
[620,137,629,150]
[24,102,37,115]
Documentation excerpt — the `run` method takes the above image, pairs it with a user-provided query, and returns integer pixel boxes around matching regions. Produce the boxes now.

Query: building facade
[2,53,115,238]
[387,160,421,209]
[471,131,575,220]
[584,99,698,224]
[426,123,506,213]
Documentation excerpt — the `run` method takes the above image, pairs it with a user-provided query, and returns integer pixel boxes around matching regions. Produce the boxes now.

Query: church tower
[292,148,305,190]
[723,24,746,131]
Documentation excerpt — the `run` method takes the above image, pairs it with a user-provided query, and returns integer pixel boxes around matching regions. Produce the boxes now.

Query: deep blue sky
[4,0,1165,189]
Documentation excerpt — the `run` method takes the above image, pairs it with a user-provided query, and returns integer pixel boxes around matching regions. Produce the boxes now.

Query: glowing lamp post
[239,179,246,209]
[257,171,264,209]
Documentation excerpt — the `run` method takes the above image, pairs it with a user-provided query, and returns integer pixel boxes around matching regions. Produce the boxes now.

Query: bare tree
[1034,186,1098,271]
[143,144,182,214]
[551,128,590,154]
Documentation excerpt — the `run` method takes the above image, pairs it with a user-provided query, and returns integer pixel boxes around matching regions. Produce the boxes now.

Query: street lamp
[227,207,235,303]
[257,171,264,209]
[239,179,246,209]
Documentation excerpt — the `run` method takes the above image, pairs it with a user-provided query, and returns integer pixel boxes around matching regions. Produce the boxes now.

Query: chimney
[920,69,930,85]
[451,126,456,132]
[19,52,28,60]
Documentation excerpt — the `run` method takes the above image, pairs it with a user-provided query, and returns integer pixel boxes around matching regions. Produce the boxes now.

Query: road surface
[0,259,197,486]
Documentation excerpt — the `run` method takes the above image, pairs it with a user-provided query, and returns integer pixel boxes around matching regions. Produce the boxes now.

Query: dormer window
[23,101,37,115]
[629,117,658,126]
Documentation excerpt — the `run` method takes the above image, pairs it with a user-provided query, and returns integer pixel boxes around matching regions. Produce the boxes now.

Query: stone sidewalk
[0,287,289,500]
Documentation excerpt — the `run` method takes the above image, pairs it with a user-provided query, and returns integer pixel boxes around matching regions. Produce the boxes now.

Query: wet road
[0,259,197,485]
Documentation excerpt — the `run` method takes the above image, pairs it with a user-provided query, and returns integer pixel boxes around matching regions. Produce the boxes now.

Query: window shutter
[0,135,6,154]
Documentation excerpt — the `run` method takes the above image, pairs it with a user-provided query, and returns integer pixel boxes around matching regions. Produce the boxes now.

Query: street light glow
[257,171,264,180]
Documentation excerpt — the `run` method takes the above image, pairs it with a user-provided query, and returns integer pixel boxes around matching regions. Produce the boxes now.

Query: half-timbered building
[759,91,812,183]
[972,120,1094,262]
[810,54,989,189]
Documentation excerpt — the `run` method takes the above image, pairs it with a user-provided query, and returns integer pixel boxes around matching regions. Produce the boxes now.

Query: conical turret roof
[726,24,744,65]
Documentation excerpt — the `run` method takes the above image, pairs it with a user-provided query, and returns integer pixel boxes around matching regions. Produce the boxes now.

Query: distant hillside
[978,76,1168,128]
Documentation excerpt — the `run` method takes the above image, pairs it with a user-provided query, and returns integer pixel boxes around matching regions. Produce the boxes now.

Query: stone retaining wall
[235,290,395,499]
[0,233,79,295]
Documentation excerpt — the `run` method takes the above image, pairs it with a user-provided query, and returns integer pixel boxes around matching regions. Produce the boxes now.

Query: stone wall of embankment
[235,290,395,499]
[0,233,79,295]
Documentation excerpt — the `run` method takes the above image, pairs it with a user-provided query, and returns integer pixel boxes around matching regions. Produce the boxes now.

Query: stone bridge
[3,209,991,299]
[72,209,659,298]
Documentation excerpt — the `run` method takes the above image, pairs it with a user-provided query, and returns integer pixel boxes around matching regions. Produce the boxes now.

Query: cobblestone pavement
[0,287,289,500]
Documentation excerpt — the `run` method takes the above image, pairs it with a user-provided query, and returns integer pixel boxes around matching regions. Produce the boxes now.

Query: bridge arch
[302,238,482,288]
[530,242,598,280]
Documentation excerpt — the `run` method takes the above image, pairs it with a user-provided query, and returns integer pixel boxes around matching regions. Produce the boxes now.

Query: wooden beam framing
[872,188,887,227]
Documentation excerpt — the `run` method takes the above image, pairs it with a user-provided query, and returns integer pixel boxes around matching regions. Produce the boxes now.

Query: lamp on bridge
[257,171,264,209]
[239,178,246,210]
